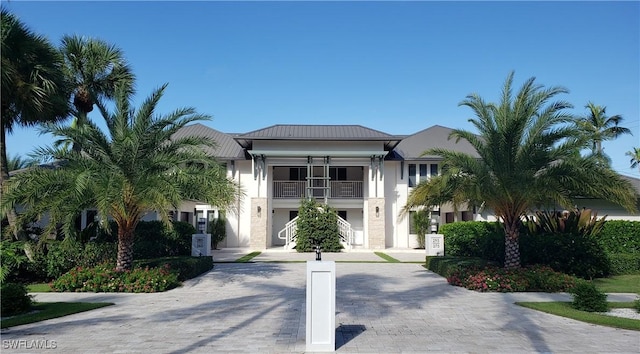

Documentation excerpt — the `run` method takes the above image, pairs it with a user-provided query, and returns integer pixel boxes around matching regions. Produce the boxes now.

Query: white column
[306,261,336,352]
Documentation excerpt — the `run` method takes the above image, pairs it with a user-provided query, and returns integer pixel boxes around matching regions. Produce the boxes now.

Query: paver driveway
[1,261,638,353]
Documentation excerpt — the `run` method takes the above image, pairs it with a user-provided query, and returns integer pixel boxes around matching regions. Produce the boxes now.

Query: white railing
[277,215,353,250]
[336,215,353,248]
[277,216,299,249]
[330,181,363,199]
[273,180,363,199]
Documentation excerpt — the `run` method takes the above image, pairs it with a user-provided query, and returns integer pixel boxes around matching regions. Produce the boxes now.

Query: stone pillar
[250,198,268,249]
[367,198,385,249]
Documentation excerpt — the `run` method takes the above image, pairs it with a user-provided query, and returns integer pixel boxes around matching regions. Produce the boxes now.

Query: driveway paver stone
[1,251,638,353]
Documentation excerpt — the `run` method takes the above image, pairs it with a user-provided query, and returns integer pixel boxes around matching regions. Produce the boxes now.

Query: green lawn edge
[27,283,53,293]
[1,302,114,329]
[234,251,262,263]
[374,252,401,263]
[516,301,640,331]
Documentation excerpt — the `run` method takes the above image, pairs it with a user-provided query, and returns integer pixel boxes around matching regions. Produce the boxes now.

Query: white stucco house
[153,123,640,251]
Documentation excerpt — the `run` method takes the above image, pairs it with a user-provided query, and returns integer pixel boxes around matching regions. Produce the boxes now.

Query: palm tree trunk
[503,221,521,269]
[116,226,135,271]
[0,123,21,240]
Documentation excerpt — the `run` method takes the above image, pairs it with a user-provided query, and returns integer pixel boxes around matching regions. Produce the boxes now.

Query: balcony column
[250,198,268,249]
[367,198,385,249]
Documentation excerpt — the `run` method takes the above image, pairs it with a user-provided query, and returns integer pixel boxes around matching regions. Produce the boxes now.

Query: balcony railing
[273,180,363,199]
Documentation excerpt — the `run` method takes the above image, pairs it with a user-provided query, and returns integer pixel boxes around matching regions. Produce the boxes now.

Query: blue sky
[4,1,639,177]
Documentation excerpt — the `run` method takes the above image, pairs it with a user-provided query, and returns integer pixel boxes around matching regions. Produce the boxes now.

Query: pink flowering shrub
[447,265,576,292]
[52,263,179,293]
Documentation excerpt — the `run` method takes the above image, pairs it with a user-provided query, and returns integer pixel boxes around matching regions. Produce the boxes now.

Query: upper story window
[289,167,307,181]
[408,164,417,187]
[408,163,439,187]
[329,167,347,181]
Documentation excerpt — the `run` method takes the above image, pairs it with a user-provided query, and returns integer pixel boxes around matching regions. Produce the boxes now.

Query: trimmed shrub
[44,240,83,279]
[570,281,608,312]
[520,232,611,279]
[1,283,32,316]
[608,253,640,275]
[439,221,504,264]
[52,264,179,293]
[134,221,196,259]
[295,199,343,252]
[446,264,575,293]
[135,256,213,281]
[425,256,492,278]
[598,220,640,254]
[80,242,117,268]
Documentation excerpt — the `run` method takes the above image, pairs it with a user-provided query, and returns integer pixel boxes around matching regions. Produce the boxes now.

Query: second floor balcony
[273,180,363,199]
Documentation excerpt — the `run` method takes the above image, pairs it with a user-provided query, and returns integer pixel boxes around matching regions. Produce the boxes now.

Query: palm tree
[7,154,37,171]
[2,84,241,271]
[627,147,640,173]
[59,35,134,152]
[574,102,632,165]
[404,72,638,268]
[1,9,71,239]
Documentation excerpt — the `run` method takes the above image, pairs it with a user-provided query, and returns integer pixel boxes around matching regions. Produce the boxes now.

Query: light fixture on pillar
[257,206,262,217]
[375,206,379,217]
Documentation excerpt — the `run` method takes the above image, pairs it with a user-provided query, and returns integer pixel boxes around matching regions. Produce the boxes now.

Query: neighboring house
[11,123,640,247]
[165,123,640,250]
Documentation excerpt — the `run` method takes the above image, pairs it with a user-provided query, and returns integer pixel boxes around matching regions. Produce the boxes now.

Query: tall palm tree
[574,102,632,165]
[59,35,134,152]
[1,9,71,239]
[404,72,638,268]
[627,147,640,173]
[2,84,241,271]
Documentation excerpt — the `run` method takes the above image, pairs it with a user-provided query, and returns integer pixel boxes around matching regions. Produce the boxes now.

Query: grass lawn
[234,251,262,263]
[374,252,400,263]
[592,274,640,293]
[517,301,640,331]
[27,283,53,293]
[1,302,114,329]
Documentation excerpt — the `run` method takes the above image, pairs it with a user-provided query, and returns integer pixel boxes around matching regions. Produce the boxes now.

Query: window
[408,164,417,187]
[445,212,454,223]
[430,164,438,177]
[329,167,347,181]
[462,211,473,221]
[419,164,428,183]
[337,210,347,220]
[289,167,307,181]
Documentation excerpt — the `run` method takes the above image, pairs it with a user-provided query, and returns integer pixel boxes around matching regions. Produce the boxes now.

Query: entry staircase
[277,216,353,250]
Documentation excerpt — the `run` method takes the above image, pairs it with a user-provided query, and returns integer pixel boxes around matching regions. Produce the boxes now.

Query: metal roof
[237,124,396,140]
[394,125,480,159]
[621,174,640,195]
[234,124,403,151]
[172,123,245,160]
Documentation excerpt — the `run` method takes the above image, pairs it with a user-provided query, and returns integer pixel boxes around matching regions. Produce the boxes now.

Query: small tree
[412,210,431,249]
[207,215,226,250]
[295,199,343,252]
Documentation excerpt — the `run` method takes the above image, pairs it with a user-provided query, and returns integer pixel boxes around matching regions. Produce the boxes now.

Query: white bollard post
[306,260,336,352]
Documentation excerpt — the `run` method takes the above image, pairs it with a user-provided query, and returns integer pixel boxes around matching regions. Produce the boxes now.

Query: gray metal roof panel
[237,124,397,140]
[394,125,480,159]
[172,123,245,160]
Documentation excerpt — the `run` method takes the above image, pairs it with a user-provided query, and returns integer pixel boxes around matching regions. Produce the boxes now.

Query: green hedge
[134,221,196,259]
[438,221,504,264]
[608,253,640,275]
[135,256,213,281]
[0,283,32,316]
[598,220,640,254]
[425,256,493,278]
[520,232,611,279]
